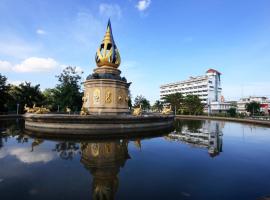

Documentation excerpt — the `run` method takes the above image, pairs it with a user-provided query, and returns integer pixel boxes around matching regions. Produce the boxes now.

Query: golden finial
[95,19,121,68]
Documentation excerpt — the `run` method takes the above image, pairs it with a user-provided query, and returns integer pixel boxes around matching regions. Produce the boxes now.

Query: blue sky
[0,0,270,103]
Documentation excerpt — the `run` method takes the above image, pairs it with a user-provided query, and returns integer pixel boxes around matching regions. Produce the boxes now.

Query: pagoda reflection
[80,139,130,200]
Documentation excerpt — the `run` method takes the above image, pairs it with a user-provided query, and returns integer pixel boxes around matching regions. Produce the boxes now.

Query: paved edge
[175,115,270,127]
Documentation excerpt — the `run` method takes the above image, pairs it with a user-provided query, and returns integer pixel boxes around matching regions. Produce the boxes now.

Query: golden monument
[82,20,131,115]
[24,20,174,136]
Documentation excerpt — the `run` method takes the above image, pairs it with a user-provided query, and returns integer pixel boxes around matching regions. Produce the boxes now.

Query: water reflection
[81,140,130,200]
[1,119,270,200]
[167,120,224,157]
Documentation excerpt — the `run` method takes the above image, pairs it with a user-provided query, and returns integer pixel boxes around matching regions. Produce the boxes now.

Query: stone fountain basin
[24,113,174,138]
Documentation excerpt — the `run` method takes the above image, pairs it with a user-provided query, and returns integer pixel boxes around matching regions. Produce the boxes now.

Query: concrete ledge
[24,113,175,137]
[175,115,270,127]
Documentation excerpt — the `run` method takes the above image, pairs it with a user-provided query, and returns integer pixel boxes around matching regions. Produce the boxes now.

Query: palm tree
[183,95,204,115]
[162,93,183,114]
[245,101,260,116]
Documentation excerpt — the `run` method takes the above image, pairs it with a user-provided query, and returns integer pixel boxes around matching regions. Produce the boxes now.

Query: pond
[0,118,270,200]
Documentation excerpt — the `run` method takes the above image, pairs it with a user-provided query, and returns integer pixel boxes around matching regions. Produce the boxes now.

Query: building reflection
[167,120,224,157]
[80,139,130,200]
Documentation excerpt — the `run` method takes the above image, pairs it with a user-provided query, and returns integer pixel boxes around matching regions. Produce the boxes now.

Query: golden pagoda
[82,19,131,115]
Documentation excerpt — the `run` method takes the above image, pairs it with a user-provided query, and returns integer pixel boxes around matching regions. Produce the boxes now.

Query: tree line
[0,66,83,114]
[133,93,204,115]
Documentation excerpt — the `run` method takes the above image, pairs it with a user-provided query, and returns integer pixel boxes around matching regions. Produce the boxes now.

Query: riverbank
[176,115,270,127]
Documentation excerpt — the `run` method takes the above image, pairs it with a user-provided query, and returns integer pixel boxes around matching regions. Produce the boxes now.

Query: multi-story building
[160,69,222,112]
[237,96,270,114]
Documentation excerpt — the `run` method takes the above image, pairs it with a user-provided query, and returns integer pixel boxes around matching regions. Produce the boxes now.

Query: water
[0,119,270,200]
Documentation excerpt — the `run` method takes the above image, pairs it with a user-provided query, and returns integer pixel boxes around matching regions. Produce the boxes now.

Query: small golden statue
[24,104,50,114]
[66,107,71,114]
[132,105,142,116]
[80,107,89,116]
[162,105,172,114]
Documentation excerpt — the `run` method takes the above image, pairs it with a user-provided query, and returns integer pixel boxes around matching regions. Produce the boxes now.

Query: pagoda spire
[95,19,121,68]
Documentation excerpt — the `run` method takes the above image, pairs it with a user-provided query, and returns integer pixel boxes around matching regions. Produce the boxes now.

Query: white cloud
[0,148,8,159]
[136,0,151,11]
[0,60,12,71]
[13,57,58,73]
[9,147,54,163]
[0,146,55,164]
[99,3,122,19]
[75,66,84,74]
[36,29,46,35]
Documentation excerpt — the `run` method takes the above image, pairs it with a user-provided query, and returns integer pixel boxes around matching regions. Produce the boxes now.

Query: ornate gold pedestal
[83,73,130,115]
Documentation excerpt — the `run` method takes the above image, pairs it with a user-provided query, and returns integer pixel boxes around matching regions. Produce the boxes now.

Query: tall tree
[162,93,183,114]
[245,101,260,116]
[0,74,10,113]
[183,95,204,115]
[43,88,57,111]
[134,95,150,110]
[227,107,237,117]
[152,100,163,112]
[53,66,83,111]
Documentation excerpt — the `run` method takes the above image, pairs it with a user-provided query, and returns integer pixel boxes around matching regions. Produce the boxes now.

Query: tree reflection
[0,119,25,149]
[53,142,80,160]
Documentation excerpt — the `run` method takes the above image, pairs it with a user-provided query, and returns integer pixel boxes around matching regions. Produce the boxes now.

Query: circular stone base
[24,113,174,138]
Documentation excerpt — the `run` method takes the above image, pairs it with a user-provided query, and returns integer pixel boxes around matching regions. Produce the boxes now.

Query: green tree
[152,100,163,112]
[162,93,183,114]
[8,82,44,113]
[227,107,237,117]
[245,101,260,116]
[43,88,57,111]
[134,95,150,110]
[183,95,204,115]
[53,66,83,111]
[0,74,10,113]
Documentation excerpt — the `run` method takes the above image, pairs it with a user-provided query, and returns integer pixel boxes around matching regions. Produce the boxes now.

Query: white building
[210,101,232,114]
[237,96,270,114]
[160,69,222,112]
